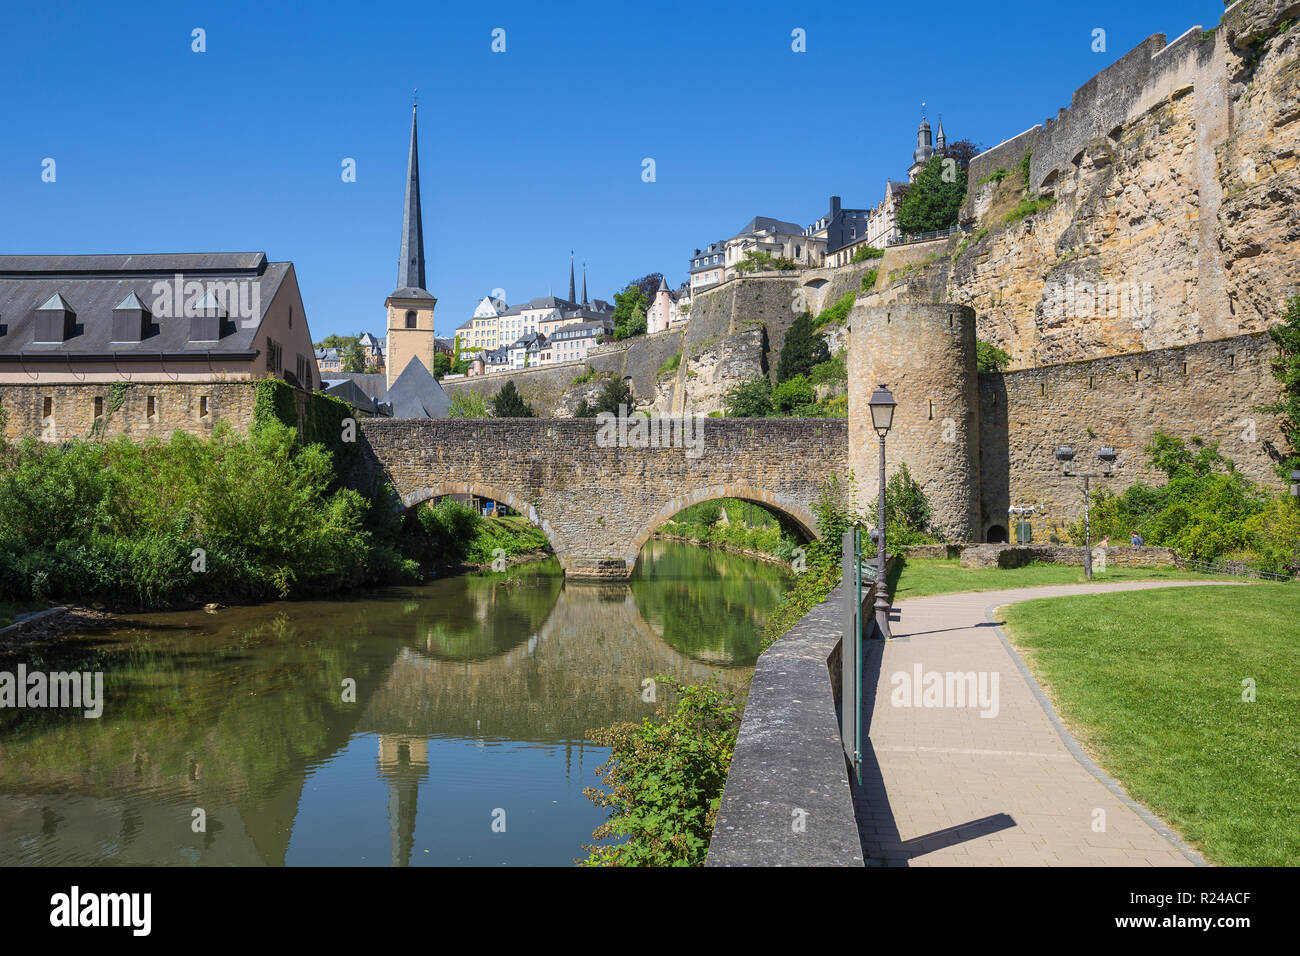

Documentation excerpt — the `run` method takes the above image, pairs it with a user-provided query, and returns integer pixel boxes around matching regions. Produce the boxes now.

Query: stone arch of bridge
[627,483,821,567]
[398,481,570,566]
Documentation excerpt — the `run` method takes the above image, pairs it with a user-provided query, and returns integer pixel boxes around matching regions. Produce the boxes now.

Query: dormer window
[34,293,76,343]
[112,291,151,343]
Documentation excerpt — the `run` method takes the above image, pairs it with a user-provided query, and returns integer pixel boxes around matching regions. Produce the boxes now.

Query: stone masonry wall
[355,417,847,578]
[978,330,1286,541]
[0,382,257,444]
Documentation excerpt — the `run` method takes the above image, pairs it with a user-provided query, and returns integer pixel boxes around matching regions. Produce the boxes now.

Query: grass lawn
[890,557,1237,601]
[1001,582,1300,866]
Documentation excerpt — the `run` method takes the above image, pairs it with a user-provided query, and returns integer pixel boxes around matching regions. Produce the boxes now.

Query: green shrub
[850,245,885,263]
[814,291,856,329]
[581,677,742,867]
[1004,196,1055,225]
[772,375,816,414]
[658,352,682,377]
[723,377,773,418]
[976,340,1013,372]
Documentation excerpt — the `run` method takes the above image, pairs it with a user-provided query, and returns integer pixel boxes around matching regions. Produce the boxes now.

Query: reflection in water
[0,541,788,866]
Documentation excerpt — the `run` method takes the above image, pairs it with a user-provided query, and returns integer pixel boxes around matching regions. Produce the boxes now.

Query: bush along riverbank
[655,498,803,564]
[580,480,861,866]
[409,498,552,573]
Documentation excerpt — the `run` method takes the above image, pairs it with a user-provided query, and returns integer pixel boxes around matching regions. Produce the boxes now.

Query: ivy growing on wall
[253,378,359,481]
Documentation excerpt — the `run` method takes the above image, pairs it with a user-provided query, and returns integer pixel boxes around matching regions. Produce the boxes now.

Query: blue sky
[1,0,1228,341]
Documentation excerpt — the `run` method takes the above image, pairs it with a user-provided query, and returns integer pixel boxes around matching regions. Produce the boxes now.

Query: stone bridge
[356,418,848,579]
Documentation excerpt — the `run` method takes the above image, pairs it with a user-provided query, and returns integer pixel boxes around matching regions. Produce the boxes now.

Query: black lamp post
[1056,444,1117,581]
[869,384,896,638]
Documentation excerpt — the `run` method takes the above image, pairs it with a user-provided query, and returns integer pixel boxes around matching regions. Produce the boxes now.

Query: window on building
[200,395,210,417]
[94,396,103,419]
[42,397,52,419]
[147,395,157,420]
[406,310,417,329]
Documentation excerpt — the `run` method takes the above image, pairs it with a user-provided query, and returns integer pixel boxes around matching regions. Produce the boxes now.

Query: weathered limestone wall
[847,303,982,541]
[978,331,1285,541]
[880,6,1300,367]
[355,417,847,579]
[0,382,257,443]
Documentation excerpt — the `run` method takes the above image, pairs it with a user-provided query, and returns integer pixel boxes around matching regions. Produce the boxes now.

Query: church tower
[386,102,437,389]
[908,106,935,182]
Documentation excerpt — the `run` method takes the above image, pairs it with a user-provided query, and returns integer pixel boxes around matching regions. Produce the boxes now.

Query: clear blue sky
[0,0,1228,341]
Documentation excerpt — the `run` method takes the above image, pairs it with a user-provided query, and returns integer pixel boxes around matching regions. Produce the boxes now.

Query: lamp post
[869,384,896,639]
[1055,445,1117,581]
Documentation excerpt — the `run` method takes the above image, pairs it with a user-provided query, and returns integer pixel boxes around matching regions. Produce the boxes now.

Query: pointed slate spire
[936,114,946,152]
[397,103,427,292]
[568,251,576,304]
[582,262,588,306]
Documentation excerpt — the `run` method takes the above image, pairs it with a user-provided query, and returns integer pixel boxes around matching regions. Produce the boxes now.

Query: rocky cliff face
[869,5,1300,369]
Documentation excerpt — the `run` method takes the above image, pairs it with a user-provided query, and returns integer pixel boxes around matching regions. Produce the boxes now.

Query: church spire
[397,100,426,292]
[568,251,576,303]
[582,262,588,306]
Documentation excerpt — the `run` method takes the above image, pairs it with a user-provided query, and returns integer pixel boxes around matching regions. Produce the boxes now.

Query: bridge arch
[627,483,821,568]
[398,481,571,567]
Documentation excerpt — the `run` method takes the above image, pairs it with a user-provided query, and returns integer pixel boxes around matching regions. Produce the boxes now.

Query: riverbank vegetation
[581,677,742,866]
[658,498,801,560]
[0,418,412,608]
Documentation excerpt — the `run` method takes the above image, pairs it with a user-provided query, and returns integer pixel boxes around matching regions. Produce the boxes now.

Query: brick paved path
[856,581,1233,867]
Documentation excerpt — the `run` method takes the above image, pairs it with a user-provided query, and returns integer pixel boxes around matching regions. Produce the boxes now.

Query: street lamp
[869,384,896,639]
[1056,444,1118,580]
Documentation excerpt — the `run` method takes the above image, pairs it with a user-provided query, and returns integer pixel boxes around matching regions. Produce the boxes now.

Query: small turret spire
[582,262,588,306]
[568,251,576,303]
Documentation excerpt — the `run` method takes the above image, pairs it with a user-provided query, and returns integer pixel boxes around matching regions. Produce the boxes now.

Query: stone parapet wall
[707,580,865,866]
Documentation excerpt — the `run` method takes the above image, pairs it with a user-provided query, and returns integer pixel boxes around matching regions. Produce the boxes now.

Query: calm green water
[0,540,789,866]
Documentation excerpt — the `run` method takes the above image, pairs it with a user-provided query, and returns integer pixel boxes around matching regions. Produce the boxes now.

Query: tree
[777,312,830,382]
[339,340,365,373]
[943,138,984,173]
[897,153,967,234]
[449,390,487,418]
[867,462,935,545]
[976,340,1013,373]
[1259,294,1300,478]
[591,377,634,416]
[432,352,452,379]
[735,250,796,274]
[772,375,815,414]
[611,283,650,341]
[724,377,773,418]
[490,380,534,418]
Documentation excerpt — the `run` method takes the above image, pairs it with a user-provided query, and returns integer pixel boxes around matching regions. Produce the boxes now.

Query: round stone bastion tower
[847,302,981,542]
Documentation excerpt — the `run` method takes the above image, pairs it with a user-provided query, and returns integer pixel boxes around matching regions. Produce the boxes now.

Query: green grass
[1001,583,1300,866]
[891,557,1236,601]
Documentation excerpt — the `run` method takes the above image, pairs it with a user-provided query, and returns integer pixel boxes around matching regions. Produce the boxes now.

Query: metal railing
[1175,557,1294,583]
[887,225,960,246]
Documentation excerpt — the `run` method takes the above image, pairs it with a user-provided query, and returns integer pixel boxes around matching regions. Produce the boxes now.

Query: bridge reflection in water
[0,541,788,866]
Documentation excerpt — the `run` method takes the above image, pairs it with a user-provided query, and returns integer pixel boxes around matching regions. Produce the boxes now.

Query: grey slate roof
[734,216,804,238]
[384,357,451,419]
[321,378,382,416]
[0,252,289,360]
[323,371,388,403]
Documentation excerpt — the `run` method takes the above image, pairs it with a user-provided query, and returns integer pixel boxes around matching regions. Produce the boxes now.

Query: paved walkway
[856,581,1235,867]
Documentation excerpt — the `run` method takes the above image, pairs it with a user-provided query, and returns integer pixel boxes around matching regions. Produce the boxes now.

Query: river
[0,540,790,866]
